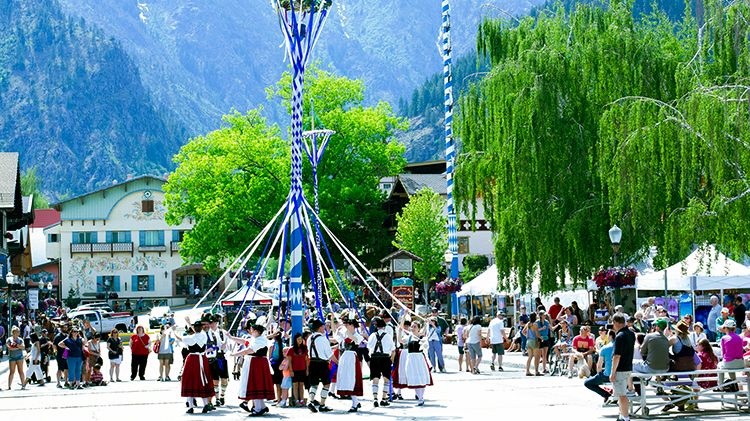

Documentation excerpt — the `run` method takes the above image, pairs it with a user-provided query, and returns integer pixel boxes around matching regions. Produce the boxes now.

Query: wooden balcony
[70,242,134,257]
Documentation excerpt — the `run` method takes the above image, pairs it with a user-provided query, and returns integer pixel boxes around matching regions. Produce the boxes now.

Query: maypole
[274,0,332,337]
[441,0,459,291]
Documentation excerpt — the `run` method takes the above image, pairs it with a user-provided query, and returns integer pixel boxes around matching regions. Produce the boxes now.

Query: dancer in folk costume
[367,316,395,408]
[232,324,275,417]
[405,321,434,406]
[391,319,412,400]
[336,316,365,412]
[179,319,216,414]
[207,315,230,406]
[306,319,337,413]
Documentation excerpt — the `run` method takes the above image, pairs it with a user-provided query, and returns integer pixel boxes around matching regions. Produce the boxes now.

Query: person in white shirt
[178,319,215,414]
[336,317,365,412]
[232,324,275,416]
[426,318,445,373]
[488,312,507,371]
[306,319,336,413]
[207,315,230,406]
[689,322,707,347]
[367,317,395,408]
[466,316,483,374]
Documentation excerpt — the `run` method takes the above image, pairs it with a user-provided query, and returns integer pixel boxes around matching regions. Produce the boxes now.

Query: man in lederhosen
[306,319,337,413]
[207,315,230,406]
[367,317,395,408]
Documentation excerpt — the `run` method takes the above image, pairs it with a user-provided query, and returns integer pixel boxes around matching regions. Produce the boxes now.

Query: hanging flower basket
[593,267,637,289]
[278,0,332,12]
[436,278,463,295]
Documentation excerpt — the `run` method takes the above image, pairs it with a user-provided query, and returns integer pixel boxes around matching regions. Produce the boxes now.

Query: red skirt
[392,349,405,389]
[181,354,215,398]
[240,357,275,401]
[337,353,363,397]
[330,348,340,383]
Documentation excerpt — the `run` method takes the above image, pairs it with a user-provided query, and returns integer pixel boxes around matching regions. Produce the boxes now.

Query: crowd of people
[501,294,750,421]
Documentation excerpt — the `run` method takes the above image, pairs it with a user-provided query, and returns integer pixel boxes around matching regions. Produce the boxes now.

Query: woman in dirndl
[233,324,274,417]
[391,319,411,399]
[180,321,215,414]
[405,321,433,406]
[336,317,365,412]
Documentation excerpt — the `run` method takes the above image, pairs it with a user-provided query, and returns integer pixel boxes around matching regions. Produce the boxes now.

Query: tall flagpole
[441,0,459,287]
[274,0,331,337]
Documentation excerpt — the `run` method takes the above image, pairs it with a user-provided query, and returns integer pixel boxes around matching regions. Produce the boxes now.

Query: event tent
[457,264,499,296]
[221,284,279,306]
[636,245,750,291]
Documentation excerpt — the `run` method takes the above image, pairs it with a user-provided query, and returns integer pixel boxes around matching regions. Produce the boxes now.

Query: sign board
[392,258,413,273]
[392,277,414,310]
[28,289,39,310]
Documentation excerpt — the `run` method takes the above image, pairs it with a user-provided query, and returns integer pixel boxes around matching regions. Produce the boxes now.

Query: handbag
[152,340,161,354]
[62,348,69,360]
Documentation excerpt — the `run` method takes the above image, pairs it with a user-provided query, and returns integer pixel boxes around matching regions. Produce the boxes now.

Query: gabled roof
[380,249,423,263]
[52,175,167,209]
[0,152,21,211]
[31,209,61,228]
[397,173,446,196]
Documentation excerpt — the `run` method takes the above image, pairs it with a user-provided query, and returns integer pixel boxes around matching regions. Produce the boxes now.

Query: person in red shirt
[285,333,309,406]
[567,325,595,377]
[130,326,150,381]
[548,297,564,322]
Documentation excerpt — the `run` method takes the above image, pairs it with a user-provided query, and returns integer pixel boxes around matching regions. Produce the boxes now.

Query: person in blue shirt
[584,329,616,404]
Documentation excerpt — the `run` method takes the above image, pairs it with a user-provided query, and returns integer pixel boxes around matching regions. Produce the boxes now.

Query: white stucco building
[49,175,210,306]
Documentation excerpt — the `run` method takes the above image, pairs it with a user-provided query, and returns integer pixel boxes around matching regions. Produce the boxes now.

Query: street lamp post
[6,272,16,330]
[608,225,622,267]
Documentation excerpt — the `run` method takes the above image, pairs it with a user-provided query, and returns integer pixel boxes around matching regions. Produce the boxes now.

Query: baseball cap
[721,307,730,313]
[653,319,668,330]
[722,319,737,329]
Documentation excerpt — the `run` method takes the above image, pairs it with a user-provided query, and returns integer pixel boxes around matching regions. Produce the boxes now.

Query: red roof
[30,209,60,228]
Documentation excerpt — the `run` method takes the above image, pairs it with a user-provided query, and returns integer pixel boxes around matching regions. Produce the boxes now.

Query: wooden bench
[628,368,750,417]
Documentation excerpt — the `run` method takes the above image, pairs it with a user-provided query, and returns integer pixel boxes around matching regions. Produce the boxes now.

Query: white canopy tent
[457,264,500,297]
[222,284,279,306]
[636,245,750,291]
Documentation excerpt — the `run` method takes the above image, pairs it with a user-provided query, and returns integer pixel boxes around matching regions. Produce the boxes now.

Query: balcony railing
[138,244,167,253]
[170,241,181,256]
[71,242,134,257]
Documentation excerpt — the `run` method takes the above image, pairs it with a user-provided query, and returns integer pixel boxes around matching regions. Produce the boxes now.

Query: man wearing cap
[715,307,735,341]
[367,317,395,408]
[428,308,447,373]
[706,295,722,341]
[307,319,336,413]
[207,315,230,406]
[634,319,670,374]
[488,312,507,371]
[719,319,744,391]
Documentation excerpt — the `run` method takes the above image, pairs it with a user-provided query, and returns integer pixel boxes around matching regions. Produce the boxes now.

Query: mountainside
[55,0,547,134]
[0,0,186,197]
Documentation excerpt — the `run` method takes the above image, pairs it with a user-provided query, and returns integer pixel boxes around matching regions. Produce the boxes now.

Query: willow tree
[600,0,750,267]
[455,1,688,293]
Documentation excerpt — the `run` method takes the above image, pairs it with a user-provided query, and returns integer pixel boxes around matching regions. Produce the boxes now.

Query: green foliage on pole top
[165,66,406,271]
[393,189,448,284]
[278,0,332,13]
[455,0,750,294]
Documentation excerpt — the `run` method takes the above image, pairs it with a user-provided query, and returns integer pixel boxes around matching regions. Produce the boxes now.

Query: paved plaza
[0,340,743,420]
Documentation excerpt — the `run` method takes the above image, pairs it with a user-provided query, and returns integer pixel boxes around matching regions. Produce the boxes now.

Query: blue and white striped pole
[442,0,459,283]
[275,1,331,337]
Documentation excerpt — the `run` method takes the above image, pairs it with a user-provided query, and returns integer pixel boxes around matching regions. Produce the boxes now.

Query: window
[47,234,59,243]
[106,231,131,243]
[381,183,392,190]
[72,231,97,244]
[142,199,154,213]
[172,230,186,242]
[133,275,154,292]
[140,230,164,246]
[96,275,120,292]
[457,237,470,254]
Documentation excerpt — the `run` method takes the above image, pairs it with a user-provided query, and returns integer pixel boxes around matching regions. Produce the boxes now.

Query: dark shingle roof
[0,152,20,210]
[398,174,446,196]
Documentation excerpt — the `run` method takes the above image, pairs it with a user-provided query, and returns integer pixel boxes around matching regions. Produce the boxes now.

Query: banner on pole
[28,289,39,310]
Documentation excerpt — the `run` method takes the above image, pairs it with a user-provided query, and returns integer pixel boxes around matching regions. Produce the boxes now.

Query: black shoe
[139,376,146,381]
[374,401,379,408]
[318,405,332,412]
[219,398,225,406]
[166,377,171,382]
[307,402,319,413]
[397,394,403,400]
[348,407,358,413]
[240,402,251,413]
[357,403,362,409]
[201,406,210,414]
[380,400,390,407]
[207,403,216,411]
[130,377,135,381]
[214,399,221,407]
[186,408,194,414]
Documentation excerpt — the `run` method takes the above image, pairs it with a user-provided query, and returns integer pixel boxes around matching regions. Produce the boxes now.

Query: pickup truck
[65,309,131,333]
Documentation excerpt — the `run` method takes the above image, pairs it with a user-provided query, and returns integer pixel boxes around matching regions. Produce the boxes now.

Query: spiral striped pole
[442,0,459,284]
[275,1,331,337]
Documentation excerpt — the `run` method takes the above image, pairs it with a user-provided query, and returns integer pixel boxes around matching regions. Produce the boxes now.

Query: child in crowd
[279,357,292,408]
[90,364,107,386]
